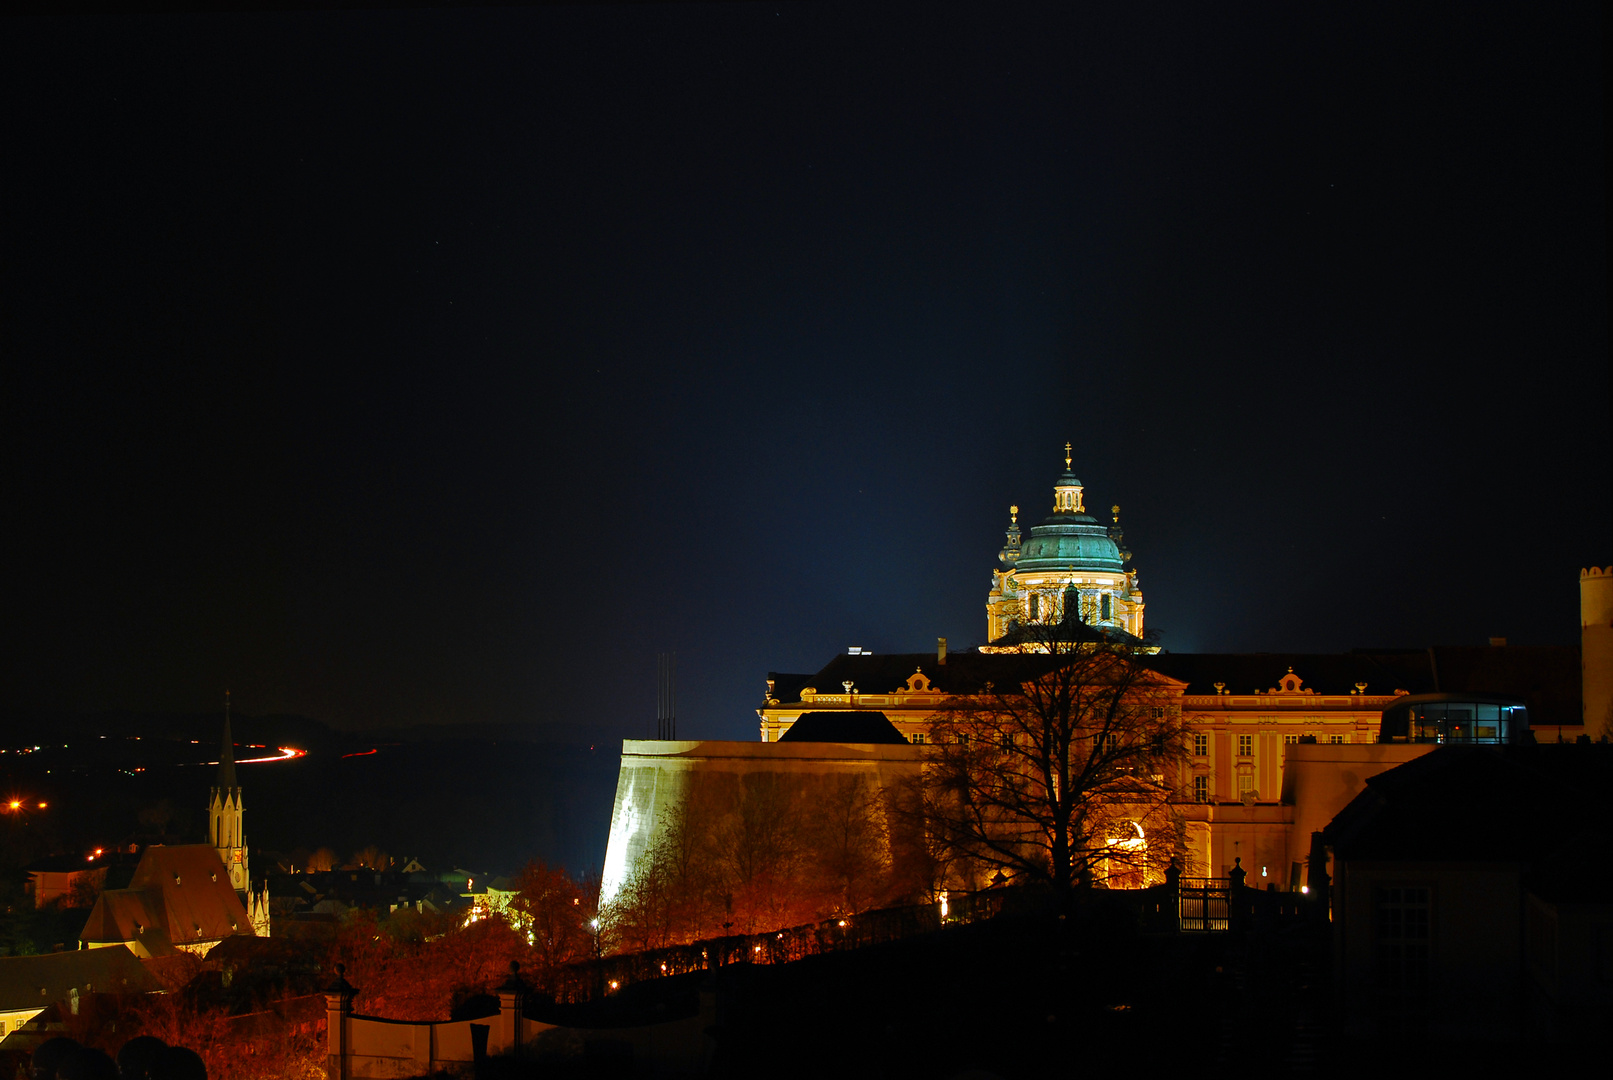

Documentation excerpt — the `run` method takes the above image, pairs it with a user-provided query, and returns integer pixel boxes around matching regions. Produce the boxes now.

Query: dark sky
[4,3,1607,741]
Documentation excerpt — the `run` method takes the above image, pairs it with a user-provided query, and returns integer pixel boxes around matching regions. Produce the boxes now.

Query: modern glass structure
[1378,694,1529,744]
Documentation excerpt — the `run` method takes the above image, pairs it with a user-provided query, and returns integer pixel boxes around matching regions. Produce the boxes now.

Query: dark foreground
[477,905,1588,1080]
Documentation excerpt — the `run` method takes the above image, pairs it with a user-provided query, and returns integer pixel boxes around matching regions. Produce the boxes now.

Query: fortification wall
[598,739,923,906]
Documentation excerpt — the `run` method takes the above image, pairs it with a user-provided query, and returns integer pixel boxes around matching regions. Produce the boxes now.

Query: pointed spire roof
[217,691,238,792]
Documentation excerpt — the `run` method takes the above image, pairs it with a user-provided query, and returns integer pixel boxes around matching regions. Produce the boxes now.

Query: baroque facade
[751,451,1583,885]
[603,450,1587,908]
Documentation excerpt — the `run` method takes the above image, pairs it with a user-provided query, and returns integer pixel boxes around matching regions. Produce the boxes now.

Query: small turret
[1108,504,1131,563]
[1051,443,1085,514]
[999,505,1022,566]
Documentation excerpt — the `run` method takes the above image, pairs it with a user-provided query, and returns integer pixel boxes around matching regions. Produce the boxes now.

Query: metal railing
[548,888,1007,1004]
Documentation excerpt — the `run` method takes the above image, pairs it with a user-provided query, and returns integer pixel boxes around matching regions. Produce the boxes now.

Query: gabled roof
[794,651,1081,699]
[0,946,161,1012]
[777,711,909,744]
[131,846,253,944]
[79,845,252,950]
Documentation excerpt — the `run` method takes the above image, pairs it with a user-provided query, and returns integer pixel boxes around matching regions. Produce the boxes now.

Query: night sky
[4,4,1607,742]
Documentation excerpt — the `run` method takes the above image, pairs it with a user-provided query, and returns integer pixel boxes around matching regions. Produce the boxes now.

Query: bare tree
[922,618,1191,908]
[805,774,891,915]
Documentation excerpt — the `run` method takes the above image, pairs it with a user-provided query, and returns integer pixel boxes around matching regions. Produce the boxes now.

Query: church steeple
[209,691,249,896]
[217,690,238,793]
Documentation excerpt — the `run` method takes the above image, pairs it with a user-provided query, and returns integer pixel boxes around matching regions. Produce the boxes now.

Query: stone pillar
[496,961,527,1058]
[1582,567,1613,742]
[324,964,355,1080]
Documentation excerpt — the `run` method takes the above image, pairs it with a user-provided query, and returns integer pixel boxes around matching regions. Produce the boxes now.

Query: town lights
[6,800,18,810]
[1300,885,1309,895]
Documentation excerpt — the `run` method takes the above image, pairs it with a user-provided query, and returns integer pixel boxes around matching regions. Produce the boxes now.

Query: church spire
[218,690,238,792]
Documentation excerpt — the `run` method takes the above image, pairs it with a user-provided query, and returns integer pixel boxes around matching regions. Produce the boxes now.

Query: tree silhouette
[921,619,1191,907]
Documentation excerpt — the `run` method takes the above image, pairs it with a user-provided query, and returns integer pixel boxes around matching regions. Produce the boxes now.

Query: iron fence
[548,888,1007,1004]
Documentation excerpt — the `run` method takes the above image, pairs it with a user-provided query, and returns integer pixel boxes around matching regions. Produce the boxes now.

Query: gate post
[497,961,528,1057]
[324,964,355,1080]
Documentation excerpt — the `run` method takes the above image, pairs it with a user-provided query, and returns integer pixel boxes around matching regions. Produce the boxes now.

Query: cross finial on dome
[1010,504,1018,524]
[1064,442,1072,469]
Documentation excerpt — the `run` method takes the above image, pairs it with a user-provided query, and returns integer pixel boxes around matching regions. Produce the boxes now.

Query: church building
[79,700,270,954]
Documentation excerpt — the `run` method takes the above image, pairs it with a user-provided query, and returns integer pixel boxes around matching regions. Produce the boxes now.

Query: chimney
[937,637,947,665]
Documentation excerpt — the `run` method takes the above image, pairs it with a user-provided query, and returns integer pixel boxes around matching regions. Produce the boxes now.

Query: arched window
[1028,594,1040,620]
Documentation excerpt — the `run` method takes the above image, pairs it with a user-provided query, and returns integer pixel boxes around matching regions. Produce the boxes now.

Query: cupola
[1052,443,1085,514]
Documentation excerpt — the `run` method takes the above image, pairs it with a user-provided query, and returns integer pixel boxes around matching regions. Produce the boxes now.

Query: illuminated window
[1330,735,1346,745]
[1238,734,1253,757]
[1193,733,1208,757]
[1193,775,1208,803]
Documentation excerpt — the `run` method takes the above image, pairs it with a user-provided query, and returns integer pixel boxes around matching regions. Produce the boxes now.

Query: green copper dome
[1013,512,1125,571]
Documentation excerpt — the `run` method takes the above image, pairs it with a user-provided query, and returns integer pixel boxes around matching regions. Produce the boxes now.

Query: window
[1330,734,1346,745]
[1284,734,1298,745]
[1237,773,1255,797]
[910,733,925,745]
[1100,593,1112,621]
[1028,593,1040,620]
[1193,775,1208,803]
[1375,886,1431,1036]
[1193,733,1208,757]
[1238,734,1253,757]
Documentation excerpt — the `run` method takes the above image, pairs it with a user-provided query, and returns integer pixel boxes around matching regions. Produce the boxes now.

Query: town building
[1323,744,1613,1044]
[0,946,160,1044]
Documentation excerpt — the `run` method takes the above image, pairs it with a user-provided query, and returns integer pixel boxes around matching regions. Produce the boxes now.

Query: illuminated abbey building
[603,450,1585,903]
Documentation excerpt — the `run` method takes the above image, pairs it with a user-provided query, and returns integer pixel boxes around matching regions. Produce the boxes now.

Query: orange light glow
[37,802,47,809]
[6,801,18,810]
